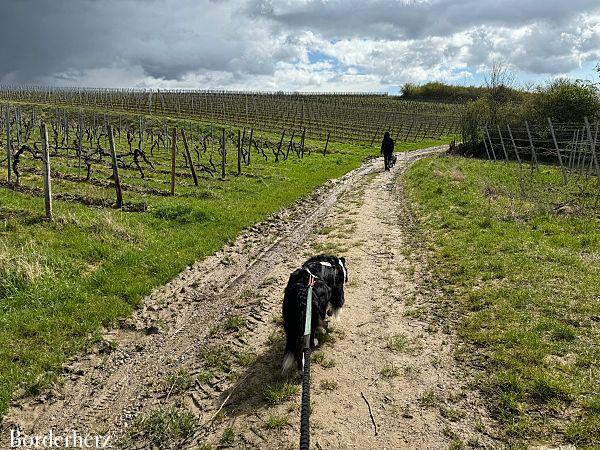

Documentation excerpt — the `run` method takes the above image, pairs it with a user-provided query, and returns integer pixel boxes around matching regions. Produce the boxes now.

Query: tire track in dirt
[2,146,497,449]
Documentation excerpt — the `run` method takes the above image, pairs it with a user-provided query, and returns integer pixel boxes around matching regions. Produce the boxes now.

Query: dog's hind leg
[316,315,328,335]
[310,310,320,348]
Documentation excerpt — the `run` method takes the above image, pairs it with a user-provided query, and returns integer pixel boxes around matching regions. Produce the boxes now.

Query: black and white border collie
[282,255,348,373]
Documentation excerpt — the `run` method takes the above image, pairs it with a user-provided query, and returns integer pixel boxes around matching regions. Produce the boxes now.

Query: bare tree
[484,59,516,122]
[485,59,515,102]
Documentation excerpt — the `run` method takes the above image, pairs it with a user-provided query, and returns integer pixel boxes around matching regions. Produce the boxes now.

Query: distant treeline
[400,81,525,103]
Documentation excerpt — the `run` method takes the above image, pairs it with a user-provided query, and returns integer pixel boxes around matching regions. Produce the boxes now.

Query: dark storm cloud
[0,0,598,88]
[247,0,600,40]
[0,0,278,84]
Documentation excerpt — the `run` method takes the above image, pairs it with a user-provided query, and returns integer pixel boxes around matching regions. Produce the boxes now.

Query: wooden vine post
[170,128,177,195]
[506,124,522,167]
[496,125,509,162]
[77,111,83,179]
[404,118,415,142]
[276,130,285,162]
[5,106,11,183]
[221,127,226,180]
[524,121,539,170]
[286,130,295,160]
[547,118,568,184]
[482,136,491,160]
[370,127,380,147]
[584,116,600,186]
[107,125,123,208]
[247,128,253,166]
[180,128,198,187]
[323,131,330,155]
[40,122,53,220]
[484,125,497,161]
[237,129,242,176]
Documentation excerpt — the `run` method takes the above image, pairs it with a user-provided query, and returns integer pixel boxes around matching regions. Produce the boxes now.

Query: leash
[300,272,316,450]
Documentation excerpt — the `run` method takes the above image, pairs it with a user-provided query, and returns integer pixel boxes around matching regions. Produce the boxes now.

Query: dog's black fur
[282,255,348,373]
[282,268,332,372]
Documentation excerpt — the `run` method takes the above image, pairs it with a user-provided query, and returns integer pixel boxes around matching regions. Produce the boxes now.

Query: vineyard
[0,93,459,220]
[0,102,352,217]
[0,88,461,143]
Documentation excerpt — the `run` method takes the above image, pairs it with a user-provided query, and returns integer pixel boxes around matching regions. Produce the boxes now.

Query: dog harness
[338,259,347,281]
[309,260,347,282]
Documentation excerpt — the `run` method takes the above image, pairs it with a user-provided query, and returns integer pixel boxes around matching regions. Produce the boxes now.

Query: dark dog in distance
[282,255,348,373]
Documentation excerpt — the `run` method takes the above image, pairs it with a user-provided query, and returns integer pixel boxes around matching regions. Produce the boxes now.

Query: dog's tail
[282,330,303,374]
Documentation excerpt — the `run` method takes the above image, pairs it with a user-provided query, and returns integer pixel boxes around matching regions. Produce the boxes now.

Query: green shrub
[533,78,600,123]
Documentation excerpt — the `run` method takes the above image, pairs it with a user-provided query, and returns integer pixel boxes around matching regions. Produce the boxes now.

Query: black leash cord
[300,344,311,450]
[300,273,315,450]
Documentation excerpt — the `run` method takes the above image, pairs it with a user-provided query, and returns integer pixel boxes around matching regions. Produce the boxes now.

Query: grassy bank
[0,121,450,416]
[404,156,600,447]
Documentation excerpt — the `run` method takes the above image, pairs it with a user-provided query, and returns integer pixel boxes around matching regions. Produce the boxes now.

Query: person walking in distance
[381,131,394,171]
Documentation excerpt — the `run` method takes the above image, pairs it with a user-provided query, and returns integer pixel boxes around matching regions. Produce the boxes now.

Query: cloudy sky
[1,0,599,92]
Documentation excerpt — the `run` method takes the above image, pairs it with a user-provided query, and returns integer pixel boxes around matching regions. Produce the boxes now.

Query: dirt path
[2,147,498,449]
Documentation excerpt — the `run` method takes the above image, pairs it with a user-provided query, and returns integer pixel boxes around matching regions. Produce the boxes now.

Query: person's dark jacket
[381,135,394,155]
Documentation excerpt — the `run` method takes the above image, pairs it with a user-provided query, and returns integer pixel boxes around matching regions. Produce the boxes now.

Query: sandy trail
[2,147,497,449]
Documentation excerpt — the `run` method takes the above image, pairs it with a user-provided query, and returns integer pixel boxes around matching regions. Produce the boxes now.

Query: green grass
[405,156,600,446]
[386,333,409,352]
[130,406,195,447]
[223,315,247,332]
[235,350,257,367]
[311,351,336,368]
[418,390,440,408]
[263,382,299,405]
[263,413,289,430]
[163,369,194,395]
[380,363,400,379]
[220,427,235,445]
[198,345,234,373]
